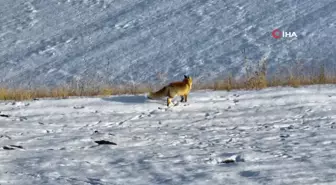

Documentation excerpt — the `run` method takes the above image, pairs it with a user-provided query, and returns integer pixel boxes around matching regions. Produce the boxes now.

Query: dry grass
[1,62,336,101]
[0,84,153,101]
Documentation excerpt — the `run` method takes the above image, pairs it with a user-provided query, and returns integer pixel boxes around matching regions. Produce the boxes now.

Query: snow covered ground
[1,85,336,184]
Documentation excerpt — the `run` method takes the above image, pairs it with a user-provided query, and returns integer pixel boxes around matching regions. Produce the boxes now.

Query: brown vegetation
[0,61,334,101]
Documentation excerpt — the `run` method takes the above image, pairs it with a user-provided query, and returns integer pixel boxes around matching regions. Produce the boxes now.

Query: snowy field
[1,0,336,86]
[1,85,336,185]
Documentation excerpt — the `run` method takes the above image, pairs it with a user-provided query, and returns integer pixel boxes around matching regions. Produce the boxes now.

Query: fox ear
[184,75,188,78]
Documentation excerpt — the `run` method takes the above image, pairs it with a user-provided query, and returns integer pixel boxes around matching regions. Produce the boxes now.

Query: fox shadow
[101,95,148,104]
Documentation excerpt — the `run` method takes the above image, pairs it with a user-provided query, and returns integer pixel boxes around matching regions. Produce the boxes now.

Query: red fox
[148,75,193,106]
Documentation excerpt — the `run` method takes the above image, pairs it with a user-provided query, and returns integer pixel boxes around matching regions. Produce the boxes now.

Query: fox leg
[180,96,184,102]
[184,95,188,102]
[167,90,178,106]
[167,98,172,106]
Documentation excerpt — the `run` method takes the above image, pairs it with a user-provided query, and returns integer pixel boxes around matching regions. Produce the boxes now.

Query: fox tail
[147,86,167,99]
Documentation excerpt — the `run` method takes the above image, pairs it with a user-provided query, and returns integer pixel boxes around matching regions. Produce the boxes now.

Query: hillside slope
[1,86,336,184]
[1,0,335,87]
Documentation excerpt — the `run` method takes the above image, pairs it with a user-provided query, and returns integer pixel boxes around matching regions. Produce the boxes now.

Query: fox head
[183,75,193,88]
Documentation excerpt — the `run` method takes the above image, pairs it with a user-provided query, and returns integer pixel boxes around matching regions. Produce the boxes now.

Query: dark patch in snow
[0,135,12,140]
[19,116,28,121]
[3,145,23,150]
[73,105,85,109]
[10,145,23,149]
[280,134,290,138]
[221,159,235,164]
[3,146,15,150]
[94,140,117,145]
[0,114,10,118]
[239,170,260,177]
